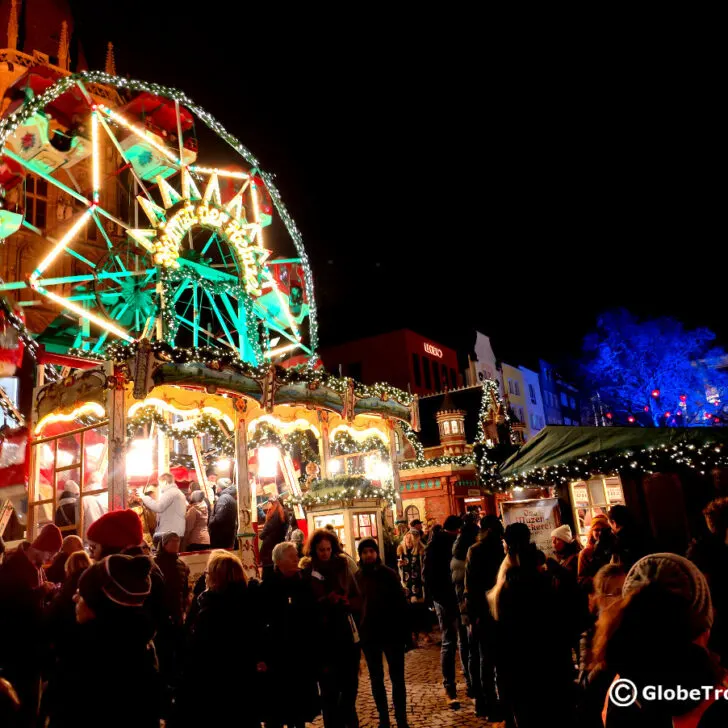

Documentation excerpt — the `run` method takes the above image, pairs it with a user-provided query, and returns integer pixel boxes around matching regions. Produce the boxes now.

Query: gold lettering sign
[152,203,263,296]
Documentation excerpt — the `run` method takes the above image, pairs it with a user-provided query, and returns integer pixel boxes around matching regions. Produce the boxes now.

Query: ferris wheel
[0,70,318,366]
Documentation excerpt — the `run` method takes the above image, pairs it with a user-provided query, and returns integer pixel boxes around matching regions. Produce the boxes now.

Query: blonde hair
[400,531,425,555]
[65,549,91,577]
[205,550,247,591]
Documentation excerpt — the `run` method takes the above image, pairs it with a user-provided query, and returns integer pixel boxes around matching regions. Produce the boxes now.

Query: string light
[0,70,321,351]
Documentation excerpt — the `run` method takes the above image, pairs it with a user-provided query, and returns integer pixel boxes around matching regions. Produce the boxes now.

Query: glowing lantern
[605,412,613,420]
[680,394,687,402]
[651,389,660,398]
[257,446,279,478]
[628,415,636,423]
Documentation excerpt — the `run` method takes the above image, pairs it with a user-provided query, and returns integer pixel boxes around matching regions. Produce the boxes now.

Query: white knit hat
[551,525,573,543]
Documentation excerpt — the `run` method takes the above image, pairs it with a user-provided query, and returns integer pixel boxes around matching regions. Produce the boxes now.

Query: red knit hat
[87,509,143,549]
[31,524,63,553]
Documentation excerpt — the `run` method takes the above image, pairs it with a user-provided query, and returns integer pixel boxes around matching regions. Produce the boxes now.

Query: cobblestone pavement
[312,640,505,728]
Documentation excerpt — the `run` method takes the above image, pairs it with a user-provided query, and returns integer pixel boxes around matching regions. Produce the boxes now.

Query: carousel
[0,69,419,576]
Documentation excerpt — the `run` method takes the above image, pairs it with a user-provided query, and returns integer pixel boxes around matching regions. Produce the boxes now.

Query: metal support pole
[106,361,127,510]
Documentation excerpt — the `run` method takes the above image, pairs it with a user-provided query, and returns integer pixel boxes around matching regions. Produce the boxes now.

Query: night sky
[68,3,724,374]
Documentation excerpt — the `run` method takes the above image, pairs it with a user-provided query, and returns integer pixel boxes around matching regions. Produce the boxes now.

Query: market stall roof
[499,426,728,478]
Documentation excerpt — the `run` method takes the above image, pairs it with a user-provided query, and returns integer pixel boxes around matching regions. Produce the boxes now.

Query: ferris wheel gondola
[0,71,318,365]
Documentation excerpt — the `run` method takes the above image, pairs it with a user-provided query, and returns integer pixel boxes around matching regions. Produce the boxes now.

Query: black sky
[67,3,725,373]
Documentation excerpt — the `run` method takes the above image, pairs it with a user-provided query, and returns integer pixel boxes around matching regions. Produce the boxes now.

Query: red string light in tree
[652,389,661,398]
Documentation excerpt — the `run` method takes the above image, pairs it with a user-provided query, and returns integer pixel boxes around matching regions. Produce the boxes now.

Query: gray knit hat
[623,553,713,638]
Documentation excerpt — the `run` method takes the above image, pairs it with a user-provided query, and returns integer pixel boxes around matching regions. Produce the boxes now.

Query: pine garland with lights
[126,406,234,458]
[330,430,389,461]
[0,384,24,426]
[499,440,728,488]
[0,295,38,360]
[247,421,320,471]
[400,453,474,470]
[291,475,397,508]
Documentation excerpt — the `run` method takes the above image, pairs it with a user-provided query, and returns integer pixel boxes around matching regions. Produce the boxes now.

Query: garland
[101,340,412,406]
[330,430,389,460]
[399,421,425,464]
[400,454,474,470]
[247,422,320,466]
[0,384,24,426]
[126,406,234,458]
[498,440,728,489]
[290,475,397,507]
[0,295,38,360]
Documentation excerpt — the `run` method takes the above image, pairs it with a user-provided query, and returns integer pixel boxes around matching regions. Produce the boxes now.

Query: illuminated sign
[424,342,443,358]
[153,202,264,295]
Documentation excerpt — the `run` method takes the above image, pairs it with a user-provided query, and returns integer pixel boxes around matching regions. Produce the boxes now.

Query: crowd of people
[4,480,728,728]
[407,500,728,728]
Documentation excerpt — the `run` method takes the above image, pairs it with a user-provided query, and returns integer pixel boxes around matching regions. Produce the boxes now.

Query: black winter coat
[464,533,504,621]
[423,530,458,608]
[259,570,320,723]
[208,486,238,549]
[355,561,409,646]
[47,607,159,728]
[181,580,262,727]
[258,508,287,568]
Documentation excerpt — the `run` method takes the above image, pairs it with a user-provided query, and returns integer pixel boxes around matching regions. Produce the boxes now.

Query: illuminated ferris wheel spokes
[0,74,314,363]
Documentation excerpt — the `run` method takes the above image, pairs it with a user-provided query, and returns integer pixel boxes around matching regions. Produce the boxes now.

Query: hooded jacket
[54,491,79,535]
[184,500,210,548]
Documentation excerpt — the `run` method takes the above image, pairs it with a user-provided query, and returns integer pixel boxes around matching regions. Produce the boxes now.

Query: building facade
[501,362,527,431]
[539,359,583,426]
[320,329,461,397]
[521,366,546,439]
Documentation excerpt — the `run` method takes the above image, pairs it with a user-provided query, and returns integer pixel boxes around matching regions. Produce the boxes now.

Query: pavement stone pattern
[312,640,505,728]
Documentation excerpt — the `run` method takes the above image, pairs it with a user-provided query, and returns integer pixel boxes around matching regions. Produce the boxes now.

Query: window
[405,505,420,524]
[570,476,625,544]
[442,420,451,435]
[560,392,569,407]
[529,384,537,404]
[432,360,441,391]
[518,407,525,422]
[570,397,576,410]
[27,176,48,229]
[423,359,432,390]
[450,368,457,388]
[412,353,422,387]
[530,414,537,429]
[508,379,514,394]
[451,420,459,434]
[513,381,521,397]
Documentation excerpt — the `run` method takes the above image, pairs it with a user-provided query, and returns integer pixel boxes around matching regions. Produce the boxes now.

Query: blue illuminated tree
[582,310,728,427]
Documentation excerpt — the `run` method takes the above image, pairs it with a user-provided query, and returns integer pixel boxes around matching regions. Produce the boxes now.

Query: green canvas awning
[498,426,728,479]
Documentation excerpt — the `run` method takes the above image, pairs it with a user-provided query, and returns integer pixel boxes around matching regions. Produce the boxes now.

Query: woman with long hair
[301,529,361,728]
[397,529,429,645]
[594,553,728,727]
[578,515,614,584]
[259,496,288,581]
[180,550,262,727]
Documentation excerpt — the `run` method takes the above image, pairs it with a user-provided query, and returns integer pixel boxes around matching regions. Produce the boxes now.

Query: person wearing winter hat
[44,555,160,728]
[595,553,728,727]
[578,514,613,583]
[0,523,62,727]
[86,508,144,560]
[550,524,582,577]
[45,534,84,583]
[355,538,410,728]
